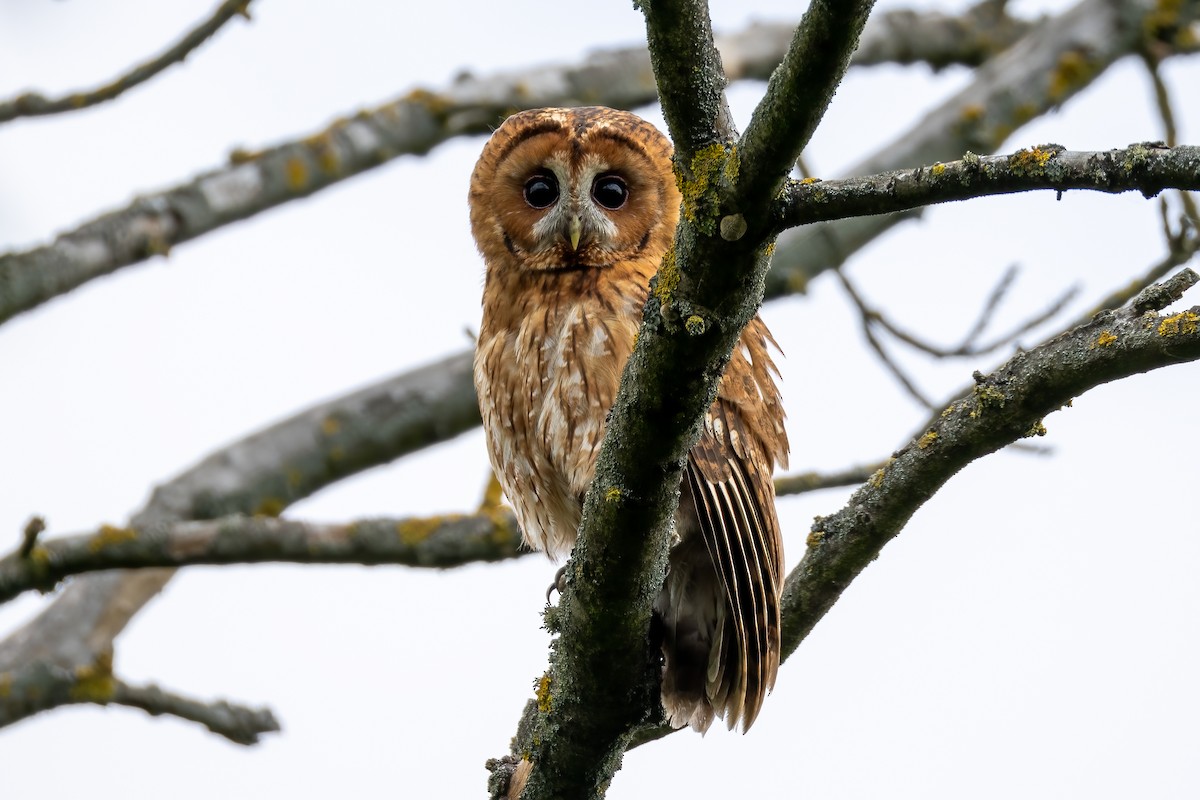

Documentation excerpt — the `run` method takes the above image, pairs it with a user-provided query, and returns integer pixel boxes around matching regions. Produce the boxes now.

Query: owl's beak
[567,215,582,251]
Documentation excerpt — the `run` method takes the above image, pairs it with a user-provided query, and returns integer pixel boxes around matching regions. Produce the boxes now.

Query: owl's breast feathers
[475,263,652,557]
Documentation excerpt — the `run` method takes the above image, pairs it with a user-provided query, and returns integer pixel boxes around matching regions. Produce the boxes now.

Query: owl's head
[469,106,680,274]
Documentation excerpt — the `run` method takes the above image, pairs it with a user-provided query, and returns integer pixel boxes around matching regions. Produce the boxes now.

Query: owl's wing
[684,395,784,731]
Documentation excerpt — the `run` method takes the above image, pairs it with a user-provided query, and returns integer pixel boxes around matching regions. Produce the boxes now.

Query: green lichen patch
[70,653,116,703]
[395,515,452,546]
[676,143,738,236]
[1007,145,1059,176]
[89,524,137,553]
[650,246,679,308]
[536,672,553,713]
[1048,50,1098,101]
[969,384,1007,418]
[1025,420,1048,438]
[254,497,286,517]
[283,156,309,191]
[684,315,707,336]
[1158,310,1199,337]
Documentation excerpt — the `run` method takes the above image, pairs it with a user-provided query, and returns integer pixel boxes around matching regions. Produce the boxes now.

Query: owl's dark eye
[592,174,628,210]
[523,172,559,209]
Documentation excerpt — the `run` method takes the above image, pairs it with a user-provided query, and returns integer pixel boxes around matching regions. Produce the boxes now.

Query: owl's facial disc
[523,159,623,269]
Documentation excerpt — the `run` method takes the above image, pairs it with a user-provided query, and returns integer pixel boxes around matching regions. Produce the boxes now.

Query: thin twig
[835,267,936,408]
[112,680,280,745]
[0,1,254,124]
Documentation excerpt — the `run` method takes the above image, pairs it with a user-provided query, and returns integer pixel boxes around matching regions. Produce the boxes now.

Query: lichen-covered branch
[0,654,279,745]
[0,465,862,607]
[765,0,1200,298]
[0,510,526,606]
[0,0,253,124]
[780,269,1200,657]
[738,0,875,210]
[776,144,1200,230]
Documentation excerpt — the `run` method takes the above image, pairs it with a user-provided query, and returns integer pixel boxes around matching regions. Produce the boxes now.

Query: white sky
[1,1,1198,798]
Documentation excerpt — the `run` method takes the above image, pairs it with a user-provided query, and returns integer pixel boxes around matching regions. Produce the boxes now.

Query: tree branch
[0,0,254,124]
[738,0,876,210]
[0,512,525,606]
[776,144,1200,230]
[764,0,1200,298]
[780,269,1200,656]
[0,654,278,745]
[0,463,868,607]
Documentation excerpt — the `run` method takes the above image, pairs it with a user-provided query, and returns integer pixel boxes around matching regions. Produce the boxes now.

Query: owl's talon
[545,565,568,603]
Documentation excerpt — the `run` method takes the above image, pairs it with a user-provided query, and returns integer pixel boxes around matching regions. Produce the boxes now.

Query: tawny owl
[470,106,788,733]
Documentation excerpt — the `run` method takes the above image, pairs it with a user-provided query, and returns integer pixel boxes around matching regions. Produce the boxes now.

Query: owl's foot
[545,565,569,604]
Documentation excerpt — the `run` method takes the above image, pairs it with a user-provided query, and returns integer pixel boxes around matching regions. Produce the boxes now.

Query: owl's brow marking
[491,119,565,169]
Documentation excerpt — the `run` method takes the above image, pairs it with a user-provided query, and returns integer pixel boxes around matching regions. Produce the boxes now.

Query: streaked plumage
[469,106,788,732]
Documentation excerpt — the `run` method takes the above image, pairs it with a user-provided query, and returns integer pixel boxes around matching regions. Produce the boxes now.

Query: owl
[470,106,788,733]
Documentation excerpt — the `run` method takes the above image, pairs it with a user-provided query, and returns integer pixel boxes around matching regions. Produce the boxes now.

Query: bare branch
[112,680,280,746]
[0,0,254,124]
[781,269,1200,656]
[835,267,937,408]
[776,144,1200,231]
[738,0,876,210]
[0,512,526,606]
[853,0,1034,69]
[0,654,278,745]
[774,462,888,496]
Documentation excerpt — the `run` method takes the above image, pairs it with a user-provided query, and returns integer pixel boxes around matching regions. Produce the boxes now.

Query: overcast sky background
[1,1,1199,797]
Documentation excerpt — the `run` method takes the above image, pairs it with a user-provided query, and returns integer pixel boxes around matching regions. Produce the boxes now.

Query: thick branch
[0,0,253,124]
[738,0,876,208]
[0,656,278,745]
[780,269,1200,656]
[776,144,1200,229]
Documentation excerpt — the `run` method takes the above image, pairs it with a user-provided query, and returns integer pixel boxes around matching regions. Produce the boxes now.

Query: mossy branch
[0,0,254,124]
[737,0,876,210]
[776,144,1200,230]
[781,269,1200,656]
